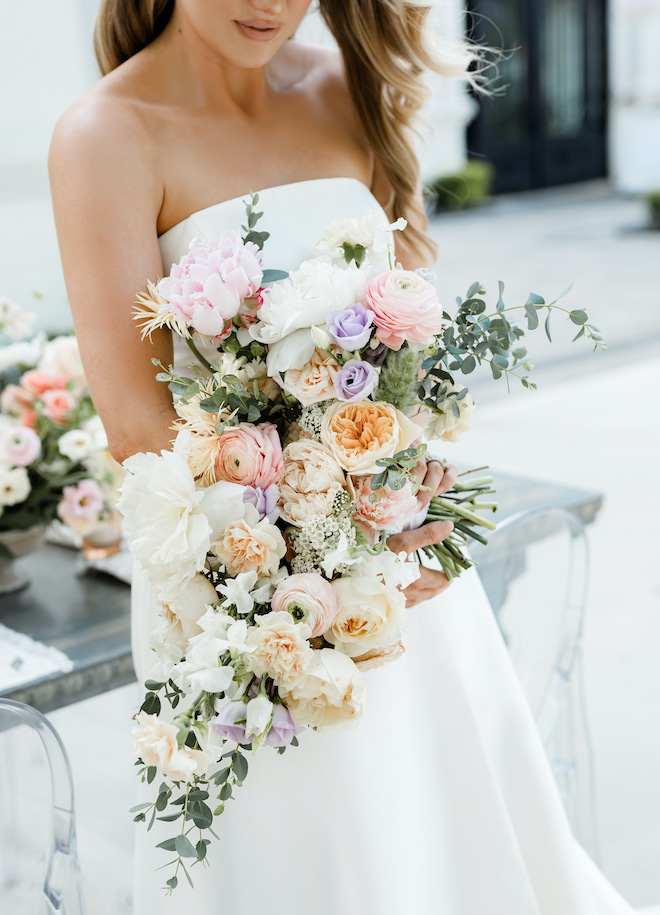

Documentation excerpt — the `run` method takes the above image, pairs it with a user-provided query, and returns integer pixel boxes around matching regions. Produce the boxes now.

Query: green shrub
[427,160,495,212]
[646,190,660,228]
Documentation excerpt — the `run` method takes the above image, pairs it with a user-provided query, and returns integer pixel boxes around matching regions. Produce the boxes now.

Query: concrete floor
[1,181,657,912]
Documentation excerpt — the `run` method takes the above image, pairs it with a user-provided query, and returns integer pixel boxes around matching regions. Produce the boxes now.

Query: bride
[49,1,635,912]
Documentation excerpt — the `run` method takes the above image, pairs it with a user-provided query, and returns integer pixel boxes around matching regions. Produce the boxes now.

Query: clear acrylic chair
[0,698,86,914]
[474,504,601,862]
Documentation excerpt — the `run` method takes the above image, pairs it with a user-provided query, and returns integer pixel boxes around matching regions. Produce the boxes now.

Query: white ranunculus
[424,386,475,444]
[37,335,86,387]
[58,429,95,462]
[327,573,407,658]
[119,449,214,601]
[279,648,365,730]
[0,464,30,506]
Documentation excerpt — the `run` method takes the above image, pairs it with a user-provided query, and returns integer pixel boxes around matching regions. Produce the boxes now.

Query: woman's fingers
[415,460,445,510]
[402,566,451,607]
[387,519,453,556]
[437,463,458,496]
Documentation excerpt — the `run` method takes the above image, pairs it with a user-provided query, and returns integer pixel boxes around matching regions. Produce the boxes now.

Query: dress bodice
[157,177,387,375]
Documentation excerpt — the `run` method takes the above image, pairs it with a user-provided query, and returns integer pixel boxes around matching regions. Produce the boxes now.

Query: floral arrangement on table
[0,297,118,555]
[122,195,604,892]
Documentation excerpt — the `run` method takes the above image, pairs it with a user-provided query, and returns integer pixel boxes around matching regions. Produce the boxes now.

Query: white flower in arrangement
[315,210,406,272]
[172,635,237,695]
[0,296,37,342]
[245,694,273,741]
[161,573,219,642]
[356,549,421,592]
[245,610,313,688]
[327,574,407,658]
[250,257,369,375]
[279,648,366,730]
[216,570,260,615]
[0,464,31,507]
[37,335,86,388]
[81,414,108,450]
[132,712,211,782]
[0,336,44,372]
[424,384,475,444]
[57,429,95,462]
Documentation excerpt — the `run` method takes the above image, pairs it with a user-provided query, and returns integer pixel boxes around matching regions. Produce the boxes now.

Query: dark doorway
[466,0,608,193]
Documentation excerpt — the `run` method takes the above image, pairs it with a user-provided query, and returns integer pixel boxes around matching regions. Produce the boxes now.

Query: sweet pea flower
[333,360,376,402]
[213,700,248,743]
[0,426,41,466]
[326,303,374,350]
[264,703,305,747]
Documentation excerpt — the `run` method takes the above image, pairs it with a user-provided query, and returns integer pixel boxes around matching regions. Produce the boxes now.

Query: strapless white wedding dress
[132,177,633,914]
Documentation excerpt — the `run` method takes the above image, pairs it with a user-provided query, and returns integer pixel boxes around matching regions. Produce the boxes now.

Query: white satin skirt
[131,563,633,915]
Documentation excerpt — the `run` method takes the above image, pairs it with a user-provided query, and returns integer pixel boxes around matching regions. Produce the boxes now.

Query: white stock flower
[328,574,407,658]
[58,429,95,462]
[279,648,365,730]
[172,634,236,694]
[424,386,475,444]
[0,464,31,506]
[245,695,273,740]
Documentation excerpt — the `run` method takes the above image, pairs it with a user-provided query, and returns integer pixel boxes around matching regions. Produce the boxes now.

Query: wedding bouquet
[123,196,603,891]
[0,301,115,547]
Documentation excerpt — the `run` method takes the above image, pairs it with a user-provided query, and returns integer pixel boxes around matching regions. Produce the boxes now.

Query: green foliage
[341,242,367,266]
[241,192,270,249]
[374,346,422,415]
[370,444,427,497]
[646,190,660,228]
[427,160,494,212]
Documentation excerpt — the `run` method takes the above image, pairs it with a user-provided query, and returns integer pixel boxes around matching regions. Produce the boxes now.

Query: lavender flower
[243,484,280,523]
[334,360,377,402]
[213,701,248,743]
[264,704,305,747]
[326,304,374,350]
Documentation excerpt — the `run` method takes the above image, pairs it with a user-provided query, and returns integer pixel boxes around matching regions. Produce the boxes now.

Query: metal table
[0,469,603,713]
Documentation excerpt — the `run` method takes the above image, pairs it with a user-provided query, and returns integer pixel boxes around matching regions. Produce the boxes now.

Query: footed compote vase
[0,524,47,594]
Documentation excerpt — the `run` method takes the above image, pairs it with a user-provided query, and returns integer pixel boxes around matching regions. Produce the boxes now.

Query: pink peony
[363,269,443,350]
[0,426,41,467]
[158,231,263,337]
[214,422,283,489]
[271,573,339,638]
[348,474,419,543]
[41,388,76,424]
[58,479,105,524]
[21,370,67,396]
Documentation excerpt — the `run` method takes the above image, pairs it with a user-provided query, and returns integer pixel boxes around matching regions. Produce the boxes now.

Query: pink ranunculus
[41,388,76,424]
[363,269,443,351]
[0,383,33,415]
[21,370,68,396]
[0,426,41,467]
[158,231,263,337]
[348,474,419,543]
[271,573,339,638]
[57,479,105,524]
[214,422,283,489]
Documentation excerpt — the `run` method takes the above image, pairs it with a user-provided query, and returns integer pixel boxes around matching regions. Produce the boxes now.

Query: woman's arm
[49,94,177,463]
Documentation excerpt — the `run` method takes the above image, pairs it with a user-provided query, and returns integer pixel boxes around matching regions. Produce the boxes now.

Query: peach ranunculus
[348,474,419,543]
[283,347,340,406]
[132,711,211,781]
[279,648,366,730]
[327,574,407,658]
[278,440,346,526]
[41,387,76,424]
[353,641,406,672]
[211,505,286,578]
[21,370,68,396]
[321,400,419,475]
[245,610,313,687]
[271,573,339,638]
[214,422,284,489]
[363,269,443,351]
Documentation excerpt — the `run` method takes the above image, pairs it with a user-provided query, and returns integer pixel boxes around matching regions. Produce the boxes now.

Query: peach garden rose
[321,400,419,475]
[283,347,340,406]
[211,506,287,578]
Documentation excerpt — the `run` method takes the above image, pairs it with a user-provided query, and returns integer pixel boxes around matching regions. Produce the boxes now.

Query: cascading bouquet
[121,195,603,892]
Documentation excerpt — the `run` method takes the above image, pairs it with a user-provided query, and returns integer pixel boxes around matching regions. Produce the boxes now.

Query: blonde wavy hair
[94,0,479,261]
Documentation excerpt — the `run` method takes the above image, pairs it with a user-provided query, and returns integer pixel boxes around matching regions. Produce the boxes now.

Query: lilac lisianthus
[243,484,280,523]
[334,360,377,402]
[213,701,248,743]
[326,304,373,350]
[264,703,305,747]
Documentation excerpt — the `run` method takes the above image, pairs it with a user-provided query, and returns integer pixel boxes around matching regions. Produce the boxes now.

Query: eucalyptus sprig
[369,444,428,499]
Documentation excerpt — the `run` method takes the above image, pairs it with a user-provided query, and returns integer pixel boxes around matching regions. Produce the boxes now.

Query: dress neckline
[158,176,378,240]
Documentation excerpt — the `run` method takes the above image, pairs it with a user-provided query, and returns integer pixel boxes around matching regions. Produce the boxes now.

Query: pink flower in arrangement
[271,573,339,638]
[57,479,105,524]
[0,384,33,415]
[21,370,68,396]
[41,388,76,424]
[19,410,38,429]
[0,426,41,467]
[363,269,443,351]
[158,230,263,337]
[214,422,284,489]
[348,474,419,543]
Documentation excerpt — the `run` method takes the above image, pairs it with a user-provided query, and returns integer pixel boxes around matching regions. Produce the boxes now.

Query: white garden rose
[424,385,475,444]
[327,574,407,658]
[279,648,366,730]
[0,464,31,506]
[160,573,219,642]
[278,440,346,526]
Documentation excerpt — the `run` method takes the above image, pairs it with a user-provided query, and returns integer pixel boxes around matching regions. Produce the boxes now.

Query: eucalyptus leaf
[261,268,289,283]
[569,309,588,325]
[233,753,248,782]
[174,835,198,858]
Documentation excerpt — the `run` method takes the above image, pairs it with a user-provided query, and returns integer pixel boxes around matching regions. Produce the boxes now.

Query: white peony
[279,648,365,730]
[0,464,31,506]
[327,573,407,658]
[315,211,406,273]
[250,257,370,375]
[424,386,475,444]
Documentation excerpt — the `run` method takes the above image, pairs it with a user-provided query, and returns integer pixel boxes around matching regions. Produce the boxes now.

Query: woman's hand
[387,518,454,608]
[412,457,458,511]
